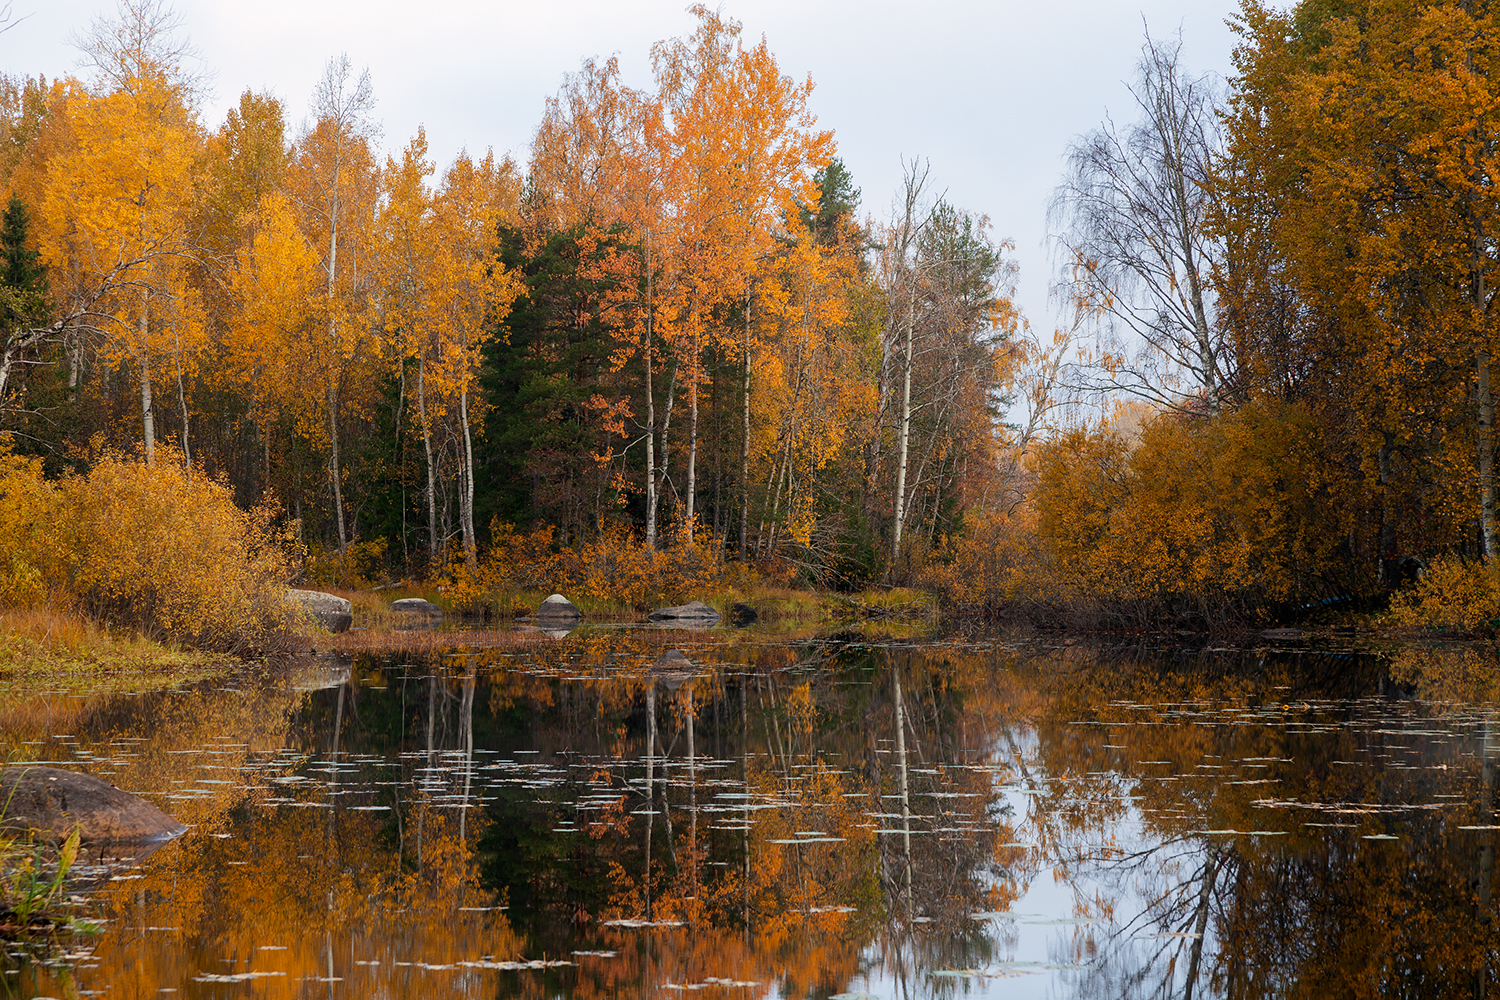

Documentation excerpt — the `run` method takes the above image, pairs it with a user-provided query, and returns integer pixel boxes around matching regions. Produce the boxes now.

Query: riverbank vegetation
[6,0,1500,640]
[0,447,299,655]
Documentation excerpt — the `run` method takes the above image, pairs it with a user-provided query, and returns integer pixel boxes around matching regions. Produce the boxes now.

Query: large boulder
[534,594,582,622]
[647,601,721,623]
[287,589,353,633]
[390,597,443,620]
[0,766,188,846]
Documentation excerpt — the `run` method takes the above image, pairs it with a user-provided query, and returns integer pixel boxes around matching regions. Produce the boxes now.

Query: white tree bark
[418,359,438,563]
[139,289,155,467]
[459,381,477,571]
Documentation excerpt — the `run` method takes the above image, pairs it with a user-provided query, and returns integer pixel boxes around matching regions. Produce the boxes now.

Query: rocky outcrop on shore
[287,589,353,633]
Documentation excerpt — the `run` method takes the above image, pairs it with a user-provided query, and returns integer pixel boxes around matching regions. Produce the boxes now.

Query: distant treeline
[0,3,1012,590]
[4,0,1497,626]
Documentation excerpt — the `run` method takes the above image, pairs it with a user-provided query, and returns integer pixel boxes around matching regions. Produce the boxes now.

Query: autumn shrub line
[1386,560,1500,637]
[438,521,764,615]
[918,400,1353,630]
[0,447,300,653]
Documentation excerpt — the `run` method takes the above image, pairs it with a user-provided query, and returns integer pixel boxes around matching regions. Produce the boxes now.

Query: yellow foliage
[917,504,1052,610]
[449,521,755,613]
[0,445,299,652]
[0,450,63,607]
[1388,558,1500,635]
[303,537,388,590]
[972,395,1350,617]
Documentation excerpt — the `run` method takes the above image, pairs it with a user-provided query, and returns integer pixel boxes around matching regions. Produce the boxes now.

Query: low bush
[442,521,760,614]
[912,398,1348,630]
[1387,558,1500,635]
[0,446,299,653]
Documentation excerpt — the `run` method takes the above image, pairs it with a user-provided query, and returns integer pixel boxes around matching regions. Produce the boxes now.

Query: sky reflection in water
[1,632,1498,998]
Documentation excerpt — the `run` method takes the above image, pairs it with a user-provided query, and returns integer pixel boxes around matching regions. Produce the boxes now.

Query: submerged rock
[390,597,443,618]
[283,652,353,691]
[647,601,721,623]
[287,589,353,633]
[515,624,576,639]
[651,649,695,691]
[0,766,187,846]
[534,594,582,621]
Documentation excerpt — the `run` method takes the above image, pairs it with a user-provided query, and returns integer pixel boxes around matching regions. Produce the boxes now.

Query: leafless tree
[1049,29,1226,414]
[72,0,207,96]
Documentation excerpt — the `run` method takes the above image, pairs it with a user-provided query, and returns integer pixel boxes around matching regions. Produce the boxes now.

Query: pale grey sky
[0,0,1242,338]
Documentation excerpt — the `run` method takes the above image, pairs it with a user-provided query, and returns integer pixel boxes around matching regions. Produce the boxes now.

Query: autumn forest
[6,0,1500,629]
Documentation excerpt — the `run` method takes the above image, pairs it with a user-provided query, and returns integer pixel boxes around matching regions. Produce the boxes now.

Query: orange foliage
[446,521,754,612]
[0,444,298,650]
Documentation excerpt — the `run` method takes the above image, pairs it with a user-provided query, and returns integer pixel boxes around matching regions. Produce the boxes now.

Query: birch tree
[35,12,202,466]
[1049,31,1227,413]
[288,53,378,554]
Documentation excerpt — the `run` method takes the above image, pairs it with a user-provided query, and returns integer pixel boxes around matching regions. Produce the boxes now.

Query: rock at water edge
[0,766,188,845]
[390,597,443,618]
[647,601,721,622]
[535,594,582,620]
[287,589,353,633]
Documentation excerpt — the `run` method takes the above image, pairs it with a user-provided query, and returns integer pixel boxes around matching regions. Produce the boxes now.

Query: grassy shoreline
[0,609,225,687]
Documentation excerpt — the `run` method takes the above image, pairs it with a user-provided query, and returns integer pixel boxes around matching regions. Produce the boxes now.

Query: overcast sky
[0,0,1243,337]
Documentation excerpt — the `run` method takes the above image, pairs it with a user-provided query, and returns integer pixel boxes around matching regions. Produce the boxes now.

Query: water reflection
[0,634,1497,996]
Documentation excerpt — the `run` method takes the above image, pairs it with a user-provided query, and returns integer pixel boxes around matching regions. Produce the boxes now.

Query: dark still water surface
[3,629,1499,998]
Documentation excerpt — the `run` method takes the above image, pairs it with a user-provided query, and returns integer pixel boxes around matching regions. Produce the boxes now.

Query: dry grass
[0,607,223,683]
[322,626,549,656]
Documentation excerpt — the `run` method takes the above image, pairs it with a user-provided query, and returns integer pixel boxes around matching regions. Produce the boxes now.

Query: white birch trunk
[172,320,191,472]
[686,373,698,543]
[418,360,438,563]
[891,315,915,566]
[644,241,659,549]
[460,381,477,571]
[140,289,155,467]
[741,299,752,557]
[327,378,346,554]
[1481,350,1497,560]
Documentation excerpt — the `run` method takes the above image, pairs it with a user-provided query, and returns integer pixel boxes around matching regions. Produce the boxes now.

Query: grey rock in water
[515,624,576,639]
[284,652,353,691]
[534,594,582,621]
[287,589,353,633]
[390,597,443,618]
[0,766,188,846]
[651,649,695,691]
[1259,627,1305,641]
[647,600,721,622]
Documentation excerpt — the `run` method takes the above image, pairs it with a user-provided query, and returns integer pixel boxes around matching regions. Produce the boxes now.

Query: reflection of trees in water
[463,636,1018,989]
[1017,643,1500,1000]
[16,634,1500,995]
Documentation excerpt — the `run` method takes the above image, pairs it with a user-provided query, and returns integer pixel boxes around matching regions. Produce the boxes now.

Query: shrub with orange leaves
[915,504,1056,614]
[1388,558,1500,636]
[0,444,300,653]
[1027,398,1343,622]
[0,449,65,609]
[447,520,756,613]
[922,398,1347,627]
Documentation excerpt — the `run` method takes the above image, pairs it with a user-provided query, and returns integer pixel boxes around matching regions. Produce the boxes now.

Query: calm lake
[3,626,1498,998]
